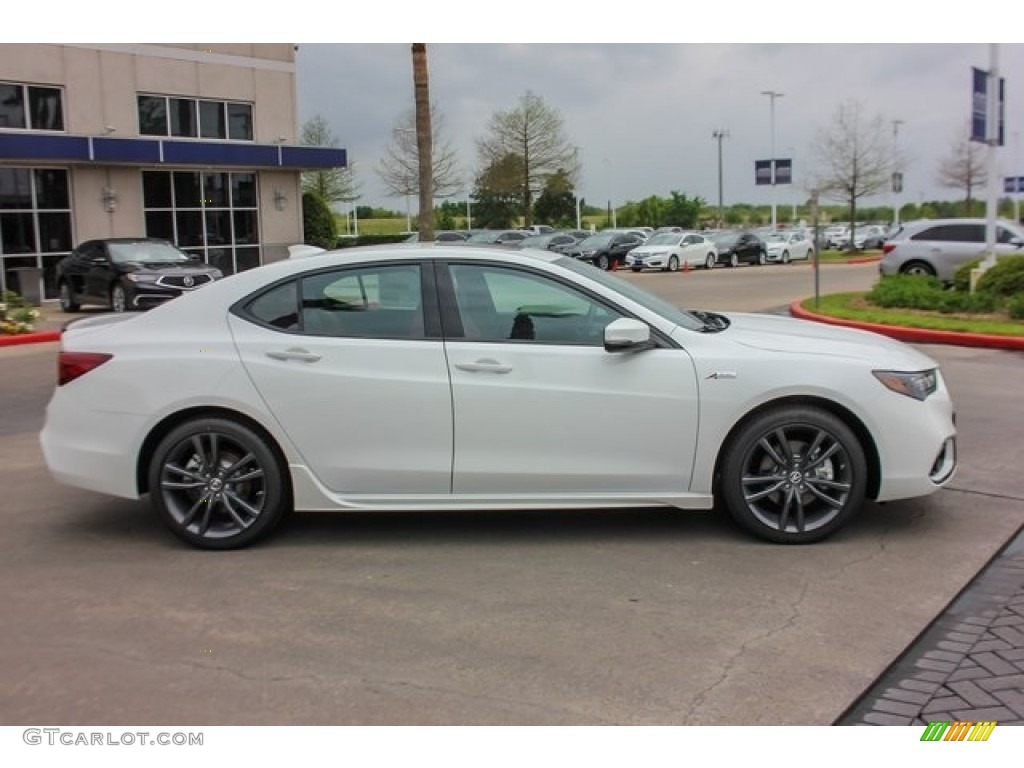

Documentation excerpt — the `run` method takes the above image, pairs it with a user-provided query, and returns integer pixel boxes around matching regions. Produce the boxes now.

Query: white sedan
[764,231,815,263]
[41,245,957,549]
[624,231,719,272]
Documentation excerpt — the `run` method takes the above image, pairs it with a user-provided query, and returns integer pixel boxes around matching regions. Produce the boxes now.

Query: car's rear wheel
[900,260,936,277]
[705,253,716,270]
[110,283,128,313]
[667,255,680,273]
[58,280,80,312]
[719,406,867,544]
[148,417,289,549]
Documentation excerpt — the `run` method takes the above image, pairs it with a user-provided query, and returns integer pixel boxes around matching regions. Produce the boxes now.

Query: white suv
[879,218,1024,281]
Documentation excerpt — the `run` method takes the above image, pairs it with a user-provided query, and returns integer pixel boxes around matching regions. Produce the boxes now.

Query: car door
[59,241,96,298]
[228,261,454,495]
[441,261,699,496]
[83,241,116,300]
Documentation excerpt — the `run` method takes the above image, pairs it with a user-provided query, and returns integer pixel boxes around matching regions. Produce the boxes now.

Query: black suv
[57,238,223,313]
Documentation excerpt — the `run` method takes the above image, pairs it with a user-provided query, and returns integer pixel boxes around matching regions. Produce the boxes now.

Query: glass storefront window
[0,167,71,300]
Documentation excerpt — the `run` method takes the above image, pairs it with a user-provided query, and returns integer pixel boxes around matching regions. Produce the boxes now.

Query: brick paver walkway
[839,528,1024,725]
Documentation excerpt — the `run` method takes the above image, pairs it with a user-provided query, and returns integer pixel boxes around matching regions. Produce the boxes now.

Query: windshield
[109,241,192,264]
[554,256,705,331]
[519,235,551,248]
[766,234,786,243]
[466,231,500,243]
[578,234,613,248]
[647,233,682,246]
[712,233,738,247]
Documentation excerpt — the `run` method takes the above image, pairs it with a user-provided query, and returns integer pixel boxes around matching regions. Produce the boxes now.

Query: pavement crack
[681,577,811,723]
[944,486,1024,503]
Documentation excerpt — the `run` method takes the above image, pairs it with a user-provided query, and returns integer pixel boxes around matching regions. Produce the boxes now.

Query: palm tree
[411,44,434,240]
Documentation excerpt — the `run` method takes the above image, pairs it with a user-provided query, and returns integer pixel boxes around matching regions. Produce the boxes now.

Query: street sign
[754,159,792,185]
[1005,176,1024,194]
[755,160,772,186]
[774,158,792,185]
[892,172,904,194]
[972,66,1006,145]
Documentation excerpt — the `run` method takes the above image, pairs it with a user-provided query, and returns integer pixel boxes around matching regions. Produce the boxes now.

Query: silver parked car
[880,218,1024,281]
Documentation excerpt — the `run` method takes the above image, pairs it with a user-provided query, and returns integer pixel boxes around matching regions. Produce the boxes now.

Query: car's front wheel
[705,253,716,270]
[719,406,867,544]
[595,253,610,271]
[757,250,767,266]
[110,283,128,313]
[666,255,680,273]
[781,250,790,264]
[58,280,80,312]
[728,253,739,268]
[148,417,290,549]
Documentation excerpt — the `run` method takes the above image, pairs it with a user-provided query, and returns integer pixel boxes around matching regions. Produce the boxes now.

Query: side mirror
[604,318,653,353]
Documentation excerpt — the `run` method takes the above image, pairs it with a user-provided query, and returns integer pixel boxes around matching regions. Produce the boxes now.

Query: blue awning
[0,132,346,170]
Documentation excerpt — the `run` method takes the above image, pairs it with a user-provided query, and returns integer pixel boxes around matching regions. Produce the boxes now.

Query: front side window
[448,263,624,345]
[0,82,64,131]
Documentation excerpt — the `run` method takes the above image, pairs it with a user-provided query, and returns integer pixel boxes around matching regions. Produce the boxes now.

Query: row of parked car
[412,226,821,272]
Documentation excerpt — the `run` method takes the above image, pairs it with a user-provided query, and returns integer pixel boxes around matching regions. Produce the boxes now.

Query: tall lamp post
[892,119,905,227]
[761,90,784,230]
[712,129,729,227]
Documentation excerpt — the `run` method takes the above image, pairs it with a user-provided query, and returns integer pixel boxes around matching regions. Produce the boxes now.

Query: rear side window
[247,281,299,331]
[912,224,984,243]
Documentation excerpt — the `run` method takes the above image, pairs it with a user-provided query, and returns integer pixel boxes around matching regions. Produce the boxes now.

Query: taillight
[882,242,896,254]
[58,352,113,386]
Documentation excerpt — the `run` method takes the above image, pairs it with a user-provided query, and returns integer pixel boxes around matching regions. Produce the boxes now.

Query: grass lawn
[802,292,1024,337]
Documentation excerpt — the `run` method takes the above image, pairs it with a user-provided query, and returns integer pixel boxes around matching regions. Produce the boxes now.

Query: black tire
[110,283,128,313]
[728,253,739,268]
[899,260,936,277]
[595,253,610,271]
[705,253,716,270]
[757,250,767,266]
[667,255,680,273]
[148,417,290,549]
[58,280,80,312]
[781,250,790,265]
[719,406,867,544]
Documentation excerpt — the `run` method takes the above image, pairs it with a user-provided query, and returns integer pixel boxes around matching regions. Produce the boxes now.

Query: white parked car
[764,231,815,264]
[41,245,957,549]
[625,231,718,272]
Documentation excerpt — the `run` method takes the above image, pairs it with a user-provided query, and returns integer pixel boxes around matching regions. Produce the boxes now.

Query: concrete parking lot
[1,263,1022,725]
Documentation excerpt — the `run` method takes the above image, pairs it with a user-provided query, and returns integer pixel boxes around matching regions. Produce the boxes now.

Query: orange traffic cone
[683,260,690,273]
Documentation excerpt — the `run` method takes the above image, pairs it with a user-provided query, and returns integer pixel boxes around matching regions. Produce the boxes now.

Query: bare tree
[412,44,434,241]
[476,90,580,227]
[300,115,359,205]
[377,106,462,200]
[811,100,894,247]
[936,126,987,213]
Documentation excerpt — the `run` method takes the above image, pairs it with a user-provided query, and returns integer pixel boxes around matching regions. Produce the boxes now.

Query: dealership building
[0,43,345,302]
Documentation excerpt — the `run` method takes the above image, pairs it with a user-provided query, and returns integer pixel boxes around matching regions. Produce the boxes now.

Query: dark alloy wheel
[58,281,80,312]
[719,406,867,544]
[595,253,610,271]
[148,417,289,549]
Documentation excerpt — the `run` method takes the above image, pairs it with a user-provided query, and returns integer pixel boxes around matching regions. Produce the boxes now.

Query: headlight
[124,273,158,283]
[210,270,224,279]
[873,369,938,401]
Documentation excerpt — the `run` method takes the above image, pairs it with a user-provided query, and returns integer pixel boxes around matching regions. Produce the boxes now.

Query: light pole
[761,90,784,230]
[892,119,905,227]
[712,129,729,227]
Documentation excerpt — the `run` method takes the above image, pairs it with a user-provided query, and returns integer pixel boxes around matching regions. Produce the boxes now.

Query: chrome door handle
[454,358,512,374]
[265,348,321,363]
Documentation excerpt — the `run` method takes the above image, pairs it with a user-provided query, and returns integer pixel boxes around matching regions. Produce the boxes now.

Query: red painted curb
[789,301,1024,351]
[0,330,60,348]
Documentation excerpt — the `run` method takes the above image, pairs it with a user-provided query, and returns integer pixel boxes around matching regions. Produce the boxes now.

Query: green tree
[476,91,579,227]
[302,191,337,249]
[472,153,522,228]
[533,169,576,226]
[300,115,359,205]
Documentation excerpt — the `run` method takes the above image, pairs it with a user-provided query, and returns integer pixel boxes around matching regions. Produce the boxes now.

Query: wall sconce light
[102,125,116,135]
[273,187,287,211]
[102,185,118,213]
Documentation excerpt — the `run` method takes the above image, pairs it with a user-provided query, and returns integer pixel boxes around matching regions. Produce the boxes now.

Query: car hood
[630,244,671,255]
[716,311,936,367]
[121,261,218,275]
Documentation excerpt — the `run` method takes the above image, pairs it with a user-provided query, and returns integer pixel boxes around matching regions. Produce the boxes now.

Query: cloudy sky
[296,42,1024,215]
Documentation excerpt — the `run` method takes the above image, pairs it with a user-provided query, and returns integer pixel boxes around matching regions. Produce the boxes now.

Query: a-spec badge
[705,371,738,379]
